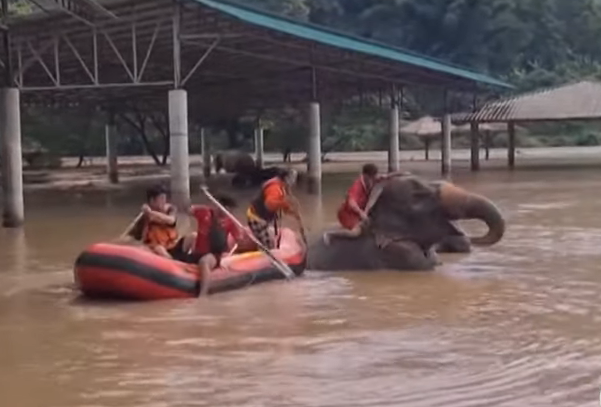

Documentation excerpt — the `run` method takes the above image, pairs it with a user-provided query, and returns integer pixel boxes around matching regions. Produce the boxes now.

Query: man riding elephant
[308,174,505,271]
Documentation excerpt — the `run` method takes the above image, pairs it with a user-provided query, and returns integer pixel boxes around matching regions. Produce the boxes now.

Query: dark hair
[146,185,167,202]
[275,168,291,179]
[362,163,379,177]
[212,193,238,209]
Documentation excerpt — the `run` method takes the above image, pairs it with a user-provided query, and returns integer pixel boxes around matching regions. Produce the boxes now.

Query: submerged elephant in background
[308,175,505,271]
[213,150,257,174]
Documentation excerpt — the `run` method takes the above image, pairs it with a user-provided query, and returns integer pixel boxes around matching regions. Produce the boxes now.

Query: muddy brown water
[1,169,601,407]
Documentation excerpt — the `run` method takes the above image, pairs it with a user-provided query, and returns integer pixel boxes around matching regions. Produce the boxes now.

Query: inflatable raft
[74,228,306,301]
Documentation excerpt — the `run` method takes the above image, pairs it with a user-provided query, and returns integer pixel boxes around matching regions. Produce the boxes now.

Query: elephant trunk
[439,182,505,246]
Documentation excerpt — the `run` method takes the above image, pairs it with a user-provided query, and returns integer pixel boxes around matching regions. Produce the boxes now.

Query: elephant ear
[405,177,441,216]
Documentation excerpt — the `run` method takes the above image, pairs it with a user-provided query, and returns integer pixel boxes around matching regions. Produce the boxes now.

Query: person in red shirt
[187,193,245,296]
[323,163,408,245]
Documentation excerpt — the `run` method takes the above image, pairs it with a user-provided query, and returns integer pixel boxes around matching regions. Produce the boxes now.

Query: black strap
[274,210,283,249]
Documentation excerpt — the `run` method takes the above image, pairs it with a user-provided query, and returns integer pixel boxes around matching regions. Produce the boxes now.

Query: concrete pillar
[200,128,211,180]
[254,126,264,169]
[307,101,322,195]
[105,117,118,184]
[440,113,452,176]
[168,89,190,207]
[1,88,24,227]
[507,121,516,169]
[388,104,400,172]
[470,122,480,171]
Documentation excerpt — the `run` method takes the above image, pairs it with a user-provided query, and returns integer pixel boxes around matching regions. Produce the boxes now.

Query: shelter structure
[0,0,510,227]
[453,80,601,171]
[401,115,471,161]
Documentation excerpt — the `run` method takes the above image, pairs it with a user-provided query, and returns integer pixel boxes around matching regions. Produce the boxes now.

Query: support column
[168,89,190,207]
[307,101,322,195]
[254,126,264,169]
[105,114,118,184]
[1,88,24,227]
[200,128,211,180]
[470,122,480,172]
[507,121,516,169]
[388,101,400,172]
[441,113,452,176]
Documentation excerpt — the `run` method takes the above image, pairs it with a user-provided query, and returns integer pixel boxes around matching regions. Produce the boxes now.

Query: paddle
[287,194,308,246]
[117,212,145,242]
[200,186,296,280]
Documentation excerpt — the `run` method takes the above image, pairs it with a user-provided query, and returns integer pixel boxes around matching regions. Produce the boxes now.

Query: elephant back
[214,150,257,173]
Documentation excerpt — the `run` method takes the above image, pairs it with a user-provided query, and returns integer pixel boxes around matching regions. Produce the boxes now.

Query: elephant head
[367,175,505,248]
[308,175,505,272]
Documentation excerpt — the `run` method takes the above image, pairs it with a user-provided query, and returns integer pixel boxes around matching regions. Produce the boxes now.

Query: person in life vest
[136,185,196,261]
[246,168,305,249]
[323,163,409,245]
[187,193,244,296]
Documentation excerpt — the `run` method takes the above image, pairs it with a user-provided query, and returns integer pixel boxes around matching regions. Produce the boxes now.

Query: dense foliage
[9,0,601,165]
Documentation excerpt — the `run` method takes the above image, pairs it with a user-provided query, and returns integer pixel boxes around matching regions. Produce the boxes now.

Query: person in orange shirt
[137,185,196,260]
[246,168,305,249]
[323,163,408,245]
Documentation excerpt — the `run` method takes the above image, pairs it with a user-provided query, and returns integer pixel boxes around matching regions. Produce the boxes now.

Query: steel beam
[180,36,219,87]
[172,0,181,87]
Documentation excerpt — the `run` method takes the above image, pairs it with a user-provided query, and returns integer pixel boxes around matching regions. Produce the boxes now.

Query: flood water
[1,168,601,407]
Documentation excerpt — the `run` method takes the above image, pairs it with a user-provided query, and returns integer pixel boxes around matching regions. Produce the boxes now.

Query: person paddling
[135,185,196,260]
[323,164,409,245]
[187,193,244,296]
[246,168,305,249]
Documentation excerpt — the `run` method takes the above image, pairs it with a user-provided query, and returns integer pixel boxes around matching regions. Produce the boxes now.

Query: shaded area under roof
[453,80,601,123]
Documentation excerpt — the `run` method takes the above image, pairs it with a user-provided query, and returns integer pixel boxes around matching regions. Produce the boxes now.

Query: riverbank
[21,145,601,194]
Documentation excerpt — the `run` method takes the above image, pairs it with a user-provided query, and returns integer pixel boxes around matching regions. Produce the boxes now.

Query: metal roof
[453,80,601,123]
[193,0,511,89]
[4,0,510,122]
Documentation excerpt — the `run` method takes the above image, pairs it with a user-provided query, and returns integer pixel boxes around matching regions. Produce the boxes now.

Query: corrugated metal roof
[193,0,511,89]
[453,80,601,123]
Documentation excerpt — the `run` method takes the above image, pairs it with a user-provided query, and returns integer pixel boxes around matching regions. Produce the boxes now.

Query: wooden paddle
[201,186,296,280]
[117,211,145,242]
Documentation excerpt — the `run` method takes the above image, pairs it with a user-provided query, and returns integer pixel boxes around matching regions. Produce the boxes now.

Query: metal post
[168,89,190,207]
[388,85,400,172]
[2,0,12,87]
[172,1,181,87]
[508,121,516,169]
[441,114,452,177]
[105,112,118,184]
[254,125,264,169]
[201,127,211,179]
[440,90,452,177]
[470,122,480,171]
[1,88,24,227]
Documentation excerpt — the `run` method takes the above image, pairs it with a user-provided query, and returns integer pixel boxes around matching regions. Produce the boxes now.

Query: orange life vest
[142,207,179,249]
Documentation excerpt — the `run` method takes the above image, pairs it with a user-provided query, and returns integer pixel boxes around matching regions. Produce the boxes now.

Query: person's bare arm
[144,204,177,225]
[376,170,411,182]
[348,198,369,221]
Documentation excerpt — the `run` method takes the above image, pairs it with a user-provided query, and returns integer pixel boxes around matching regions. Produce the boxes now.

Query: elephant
[232,166,284,188]
[307,174,505,271]
[213,150,257,174]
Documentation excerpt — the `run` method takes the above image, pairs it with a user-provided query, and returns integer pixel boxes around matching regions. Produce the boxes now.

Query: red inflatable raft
[74,228,306,300]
